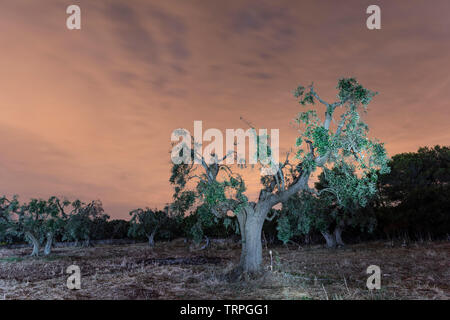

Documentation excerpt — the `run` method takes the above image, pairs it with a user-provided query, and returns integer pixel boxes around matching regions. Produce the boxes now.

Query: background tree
[170,162,236,246]
[128,208,168,247]
[171,78,390,275]
[0,196,20,245]
[63,200,107,246]
[10,197,66,256]
[1,196,108,255]
[277,163,378,248]
[378,145,450,238]
[179,204,235,249]
[107,219,131,239]
[41,197,70,255]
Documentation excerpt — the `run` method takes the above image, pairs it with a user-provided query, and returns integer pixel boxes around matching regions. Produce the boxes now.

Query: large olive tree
[171,78,389,275]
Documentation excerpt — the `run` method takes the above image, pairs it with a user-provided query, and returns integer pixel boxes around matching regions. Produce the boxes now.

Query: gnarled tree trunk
[240,216,264,273]
[199,236,210,250]
[235,206,267,275]
[44,232,53,255]
[83,239,93,247]
[232,172,311,276]
[334,226,345,247]
[147,231,156,247]
[321,231,337,248]
[25,231,40,257]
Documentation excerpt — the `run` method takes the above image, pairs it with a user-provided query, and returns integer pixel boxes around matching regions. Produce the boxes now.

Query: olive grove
[0,196,108,256]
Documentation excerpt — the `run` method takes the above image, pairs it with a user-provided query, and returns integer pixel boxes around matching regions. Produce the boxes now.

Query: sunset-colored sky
[1,0,449,219]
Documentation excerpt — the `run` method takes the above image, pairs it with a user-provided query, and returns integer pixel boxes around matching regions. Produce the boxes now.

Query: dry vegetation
[0,240,448,300]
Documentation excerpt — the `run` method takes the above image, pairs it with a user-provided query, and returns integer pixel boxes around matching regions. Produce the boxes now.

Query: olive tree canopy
[170,78,389,275]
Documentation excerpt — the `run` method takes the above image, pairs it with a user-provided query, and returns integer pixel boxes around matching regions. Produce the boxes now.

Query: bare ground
[0,240,448,300]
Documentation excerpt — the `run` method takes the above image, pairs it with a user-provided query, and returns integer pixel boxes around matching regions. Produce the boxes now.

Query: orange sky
[1,0,449,219]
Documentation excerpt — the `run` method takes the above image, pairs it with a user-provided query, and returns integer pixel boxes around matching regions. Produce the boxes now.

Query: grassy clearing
[0,240,448,300]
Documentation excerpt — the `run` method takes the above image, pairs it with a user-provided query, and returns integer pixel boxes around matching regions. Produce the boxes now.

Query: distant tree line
[376,145,450,239]
[1,145,448,255]
[276,145,450,246]
[0,198,234,256]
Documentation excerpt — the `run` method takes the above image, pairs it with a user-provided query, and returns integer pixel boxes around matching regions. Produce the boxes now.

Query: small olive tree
[41,197,72,255]
[128,208,168,247]
[6,197,68,256]
[0,196,20,244]
[63,200,107,247]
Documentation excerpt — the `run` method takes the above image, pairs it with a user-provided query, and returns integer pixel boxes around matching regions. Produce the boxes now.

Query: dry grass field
[0,240,448,300]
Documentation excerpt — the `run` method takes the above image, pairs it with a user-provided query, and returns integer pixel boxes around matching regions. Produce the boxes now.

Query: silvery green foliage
[293,78,389,176]
[172,78,390,232]
[1,197,111,253]
[318,162,378,210]
[12,197,68,242]
[276,191,316,244]
[277,78,390,244]
[0,196,76,254]
[169,139,248,238]
[277,163,379,244]
[63,199,107,244]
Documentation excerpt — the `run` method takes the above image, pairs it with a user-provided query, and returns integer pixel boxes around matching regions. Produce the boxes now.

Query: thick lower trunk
[83,239,93,247]
[237,213,247,265]
[238,213,265,274]
[199,236,210,250]
[321,231,337,248]
[25,232,40,257]
[44,232,53,255]
[147,232,155,247]
[334,226,345,247]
